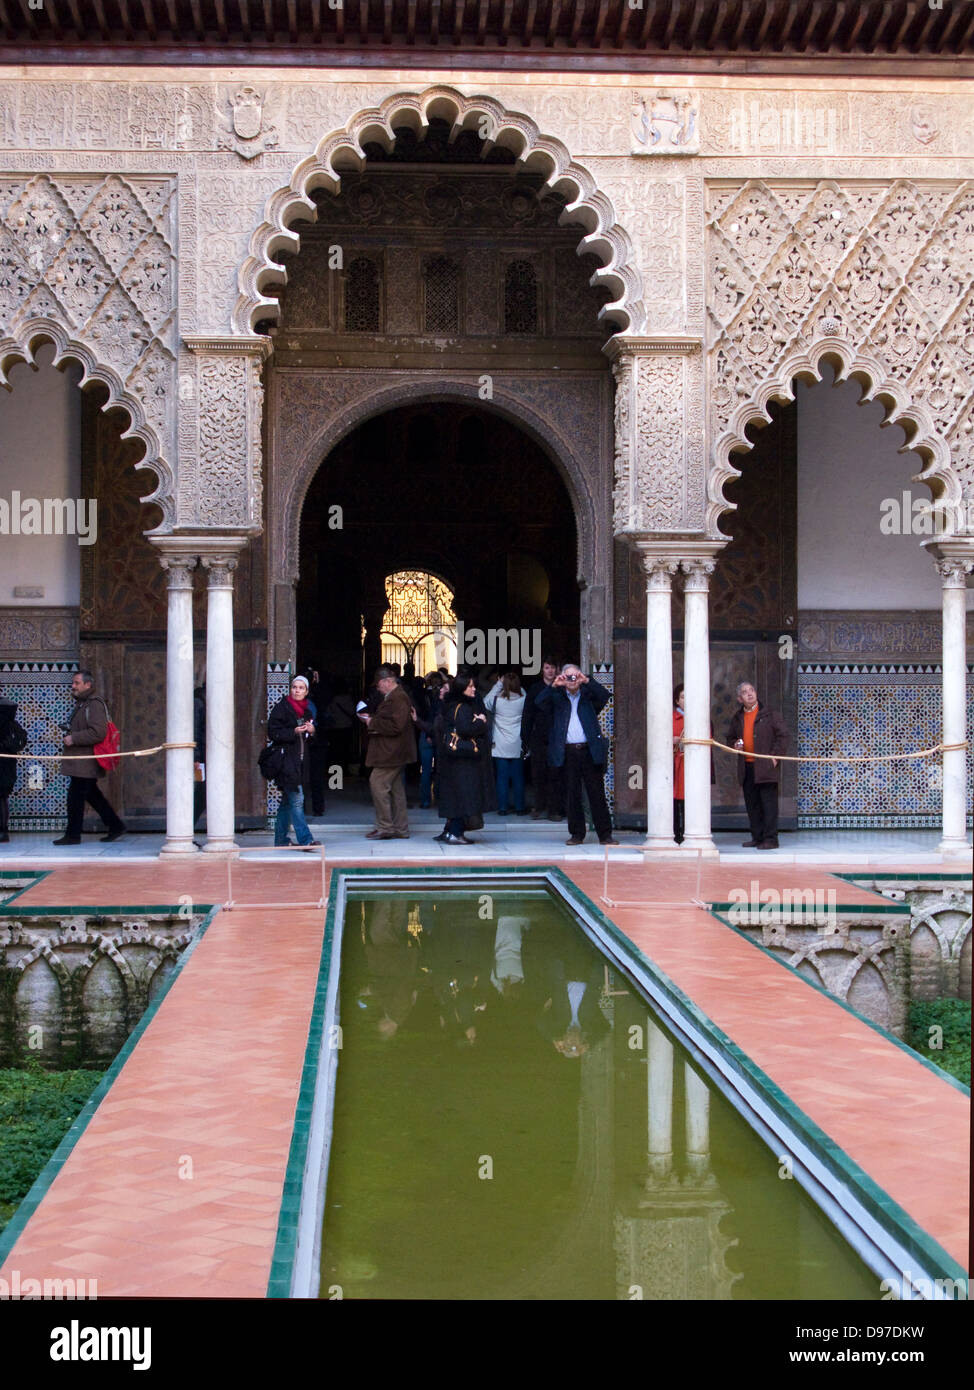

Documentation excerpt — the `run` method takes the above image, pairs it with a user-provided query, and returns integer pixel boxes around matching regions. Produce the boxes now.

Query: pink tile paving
[0,856,968,1295]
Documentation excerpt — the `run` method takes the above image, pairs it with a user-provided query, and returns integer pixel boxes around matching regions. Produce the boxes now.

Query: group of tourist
[268,658,622,848]
[0,667,790,852]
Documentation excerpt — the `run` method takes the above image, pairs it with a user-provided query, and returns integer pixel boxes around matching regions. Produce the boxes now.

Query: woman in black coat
[0,699,28,843]
[267,675,320,848]
[434,675,492,845]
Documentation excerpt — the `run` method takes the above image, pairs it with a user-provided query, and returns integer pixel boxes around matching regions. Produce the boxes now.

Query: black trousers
[0,794,8,835]
[66,776,123,837]
[530,734,563,814]
[673,798,685,845]
[742,764,779,843]
[563,744,612,841]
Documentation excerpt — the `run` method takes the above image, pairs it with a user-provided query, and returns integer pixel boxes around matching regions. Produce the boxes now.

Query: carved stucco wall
[706,177,974,532]
[1,73,973,535]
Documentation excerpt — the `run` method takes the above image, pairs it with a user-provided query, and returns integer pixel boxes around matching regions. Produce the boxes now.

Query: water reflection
[321,893,878,1300]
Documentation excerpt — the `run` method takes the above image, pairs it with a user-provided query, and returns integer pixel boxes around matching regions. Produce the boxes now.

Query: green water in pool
[318,889,879,1300]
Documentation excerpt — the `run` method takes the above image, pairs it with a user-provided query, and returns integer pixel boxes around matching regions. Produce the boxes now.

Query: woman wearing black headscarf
[434,674,491,845]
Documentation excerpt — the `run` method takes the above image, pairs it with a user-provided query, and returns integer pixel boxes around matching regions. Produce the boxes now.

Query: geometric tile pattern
[0,661,78,829]
[798,664,974,827]
[265,664,291,826]
[592,662,614,815]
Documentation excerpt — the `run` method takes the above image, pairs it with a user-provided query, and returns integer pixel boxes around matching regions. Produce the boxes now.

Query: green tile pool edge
[709,905,971,1098]
[265,864,968,1300]
[0,900,219,1271]
[0,869,50,904]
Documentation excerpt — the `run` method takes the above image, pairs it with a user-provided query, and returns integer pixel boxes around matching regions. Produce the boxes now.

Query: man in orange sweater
[727,681,790,850]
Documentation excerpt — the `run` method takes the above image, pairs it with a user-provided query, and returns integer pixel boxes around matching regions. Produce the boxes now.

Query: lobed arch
[703,336,961,536]
[709,339,964,540]
[0,320,174,531]
[234,85,646,338]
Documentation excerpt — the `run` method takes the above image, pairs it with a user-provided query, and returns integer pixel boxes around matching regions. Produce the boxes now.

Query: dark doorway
[296,401,579,690]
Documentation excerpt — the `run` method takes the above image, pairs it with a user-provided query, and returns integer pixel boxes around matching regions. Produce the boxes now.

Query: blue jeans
[495,757,525,814]
[275,787,313,846]
[419,737,435,807]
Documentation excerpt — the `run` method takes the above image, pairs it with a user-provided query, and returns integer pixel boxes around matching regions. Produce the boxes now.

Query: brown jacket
[364,685,416,768]
[727,702,790,785]
[61,691,109,780]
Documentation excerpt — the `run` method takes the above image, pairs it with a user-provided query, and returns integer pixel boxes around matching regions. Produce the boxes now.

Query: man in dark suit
[533,663,619,847]
[727,681,790,849]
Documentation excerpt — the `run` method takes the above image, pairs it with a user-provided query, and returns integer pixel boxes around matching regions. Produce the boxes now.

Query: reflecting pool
[318,889,879,1300]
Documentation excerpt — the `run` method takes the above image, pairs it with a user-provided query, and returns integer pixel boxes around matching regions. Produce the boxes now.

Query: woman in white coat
[485,672,528,816]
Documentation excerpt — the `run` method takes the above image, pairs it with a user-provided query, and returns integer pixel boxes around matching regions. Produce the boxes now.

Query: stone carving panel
[192,347,265,531]
[612,345,703,533]
[0,171,178,524]
[707,179,974,532]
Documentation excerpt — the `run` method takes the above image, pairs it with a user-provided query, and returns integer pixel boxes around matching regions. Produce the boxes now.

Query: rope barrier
[682,737,969,764]
[0,742,196,762]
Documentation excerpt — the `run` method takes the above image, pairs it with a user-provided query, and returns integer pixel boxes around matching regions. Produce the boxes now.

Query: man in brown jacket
[53,670,125,846]
[362,666,415,840]
[727,681,790,850]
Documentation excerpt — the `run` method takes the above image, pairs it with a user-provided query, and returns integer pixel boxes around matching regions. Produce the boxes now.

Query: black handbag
[444,704,480,759]
[258,742,286,781]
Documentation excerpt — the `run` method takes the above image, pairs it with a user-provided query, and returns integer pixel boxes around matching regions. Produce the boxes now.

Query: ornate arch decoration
[0,320,175,531]
[706,177,974,538]
[277,378,598,595]
[708,340,962,537]
[234,85,646,337]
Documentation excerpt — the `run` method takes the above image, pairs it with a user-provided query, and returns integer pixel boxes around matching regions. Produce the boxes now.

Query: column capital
[642,555,681,590]
[931,542,974,588]
[183,334,273,363]
[603,334,702,363]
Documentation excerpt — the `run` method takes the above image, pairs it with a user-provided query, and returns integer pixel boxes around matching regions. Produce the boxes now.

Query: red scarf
[287,696,309,717]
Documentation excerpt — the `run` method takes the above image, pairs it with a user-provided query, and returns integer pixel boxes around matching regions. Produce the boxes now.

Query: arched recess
[0,320,174,530]
[233,85,645,337]
[708,340,962,537]
[276,379,599,602]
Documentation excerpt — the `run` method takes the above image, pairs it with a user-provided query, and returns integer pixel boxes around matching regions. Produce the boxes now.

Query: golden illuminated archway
[379,570,457,676]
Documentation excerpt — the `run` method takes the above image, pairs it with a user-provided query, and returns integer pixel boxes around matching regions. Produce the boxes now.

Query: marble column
[933,546,974,860]
[645,1017,674,1184]
[201,546,244,856]
[151,543,199,858]
[680,552,721,857]
[684,1063,712,1183]
[640,551,680,851]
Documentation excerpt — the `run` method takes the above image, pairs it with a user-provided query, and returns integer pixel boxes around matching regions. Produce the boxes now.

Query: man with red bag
[53,670,126,846]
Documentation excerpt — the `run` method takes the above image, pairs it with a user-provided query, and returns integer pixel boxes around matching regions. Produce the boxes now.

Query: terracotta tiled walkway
[0,856,968,1295]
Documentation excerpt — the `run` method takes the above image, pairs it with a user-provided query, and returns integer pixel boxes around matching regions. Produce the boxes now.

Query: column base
[678,837,721,859]
[641,837,687,859]
[938,837,973,861]
[203,839,240,858]
[159,837,200,858]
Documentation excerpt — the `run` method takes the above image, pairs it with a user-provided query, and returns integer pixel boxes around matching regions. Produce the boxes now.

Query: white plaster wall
[796,365,971,610]
[0,345,83,607]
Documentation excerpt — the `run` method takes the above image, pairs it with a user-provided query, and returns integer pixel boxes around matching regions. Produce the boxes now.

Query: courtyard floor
[0,838,968,1298]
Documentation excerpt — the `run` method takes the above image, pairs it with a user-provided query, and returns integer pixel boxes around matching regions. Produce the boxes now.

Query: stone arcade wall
[1,72,972,835]
[0,911,202,1066]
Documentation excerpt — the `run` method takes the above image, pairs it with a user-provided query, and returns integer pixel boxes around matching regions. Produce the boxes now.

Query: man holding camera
[533,664,619,847]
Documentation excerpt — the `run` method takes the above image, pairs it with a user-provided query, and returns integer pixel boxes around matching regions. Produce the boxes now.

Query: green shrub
[0,1062,105,1232]
[907,997,971,1087]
